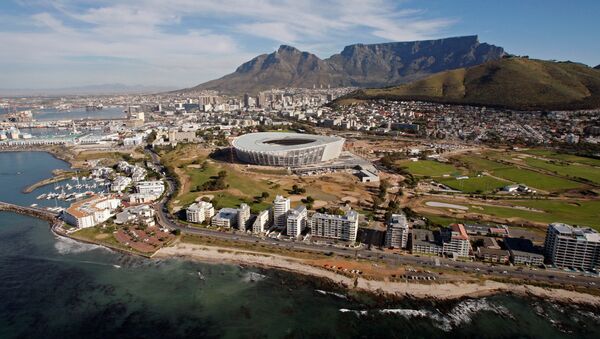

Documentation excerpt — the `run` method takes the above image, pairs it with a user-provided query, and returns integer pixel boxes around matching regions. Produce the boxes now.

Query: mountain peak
[186,36,505,95]
[594,64,600,70]
[277,45,301,54]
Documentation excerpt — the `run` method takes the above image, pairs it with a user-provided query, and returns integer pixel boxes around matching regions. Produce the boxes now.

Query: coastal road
[145,147,600,290]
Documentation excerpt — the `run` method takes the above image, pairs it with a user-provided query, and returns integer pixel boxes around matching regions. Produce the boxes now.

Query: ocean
[0,151,599,338]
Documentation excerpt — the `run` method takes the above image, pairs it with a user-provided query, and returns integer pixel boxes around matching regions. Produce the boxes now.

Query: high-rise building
[237,203,251,231]
[544,223,600,270]
[272,195,290,228]
[442,224,471,258]
[385,213,409,249]
[252,210,270,234]
[286,205,307,237]
[309,210,359,242]
[186,201,215,224]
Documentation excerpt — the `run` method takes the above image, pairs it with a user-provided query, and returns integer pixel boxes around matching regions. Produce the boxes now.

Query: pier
[0,201,60,221]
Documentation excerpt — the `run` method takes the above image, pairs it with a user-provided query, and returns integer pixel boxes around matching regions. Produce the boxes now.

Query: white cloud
[0,0,456,87]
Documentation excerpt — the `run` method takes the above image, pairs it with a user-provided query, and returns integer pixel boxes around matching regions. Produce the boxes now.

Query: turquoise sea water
[0,152,599,338]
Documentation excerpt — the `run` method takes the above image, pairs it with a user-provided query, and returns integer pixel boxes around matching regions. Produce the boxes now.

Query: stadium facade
[232,132,344,167]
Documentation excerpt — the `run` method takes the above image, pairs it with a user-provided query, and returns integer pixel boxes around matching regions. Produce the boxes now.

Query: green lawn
[456,155,512,172]
[177,161,286,211]
[439,175,509,193]
[493,167,582,191]
[475,200,600,229]
[522,149,600,167]
[523,158,600,185]
[397,160,463,177]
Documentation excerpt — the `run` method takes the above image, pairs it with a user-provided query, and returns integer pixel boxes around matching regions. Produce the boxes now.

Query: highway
[145,148,600,290]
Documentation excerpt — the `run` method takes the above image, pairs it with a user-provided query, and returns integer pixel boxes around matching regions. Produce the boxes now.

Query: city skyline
[1,0,599,89]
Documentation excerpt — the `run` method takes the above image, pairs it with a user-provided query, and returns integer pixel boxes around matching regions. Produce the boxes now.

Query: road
[145,148,600,289]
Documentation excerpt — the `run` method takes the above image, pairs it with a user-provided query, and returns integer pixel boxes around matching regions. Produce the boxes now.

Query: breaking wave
[54,236,104,255]
[316,289,348,299]
[340,298,512,332]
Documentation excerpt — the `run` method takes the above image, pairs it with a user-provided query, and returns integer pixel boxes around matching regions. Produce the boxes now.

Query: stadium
[232,132,345,167]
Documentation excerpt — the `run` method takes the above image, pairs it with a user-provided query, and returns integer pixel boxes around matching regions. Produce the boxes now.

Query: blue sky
[1,0,598,89]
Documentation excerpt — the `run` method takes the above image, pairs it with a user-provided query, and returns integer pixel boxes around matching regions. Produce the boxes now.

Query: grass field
[397,160,463,177]
[523,158,600,185]
[455,154,583,192]
[456,155,512,172]
[492,167,582,191]
[439,175,509,193]
[475,200,600,229]
[422,198,600,229]
[522,149,600,167]
[177,161,285,212]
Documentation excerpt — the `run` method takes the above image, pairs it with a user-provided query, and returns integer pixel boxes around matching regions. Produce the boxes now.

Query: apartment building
[309,210,359,242]
[385,213,409,249]
[237,203,251,231]
[544,223,600,270]
[63,195,121,228]
[272,195,290,228]
[186,201,215,223]
[286,205,307,237]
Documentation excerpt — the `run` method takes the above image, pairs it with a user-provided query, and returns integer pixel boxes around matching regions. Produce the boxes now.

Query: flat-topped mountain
[336,57,600,110]
[182,35,505,95]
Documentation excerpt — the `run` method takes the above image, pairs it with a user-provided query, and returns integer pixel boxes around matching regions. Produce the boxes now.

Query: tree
[217,170,227,178]
[372,196,383,211]
[378,179,391,199]
[261,192,270,199]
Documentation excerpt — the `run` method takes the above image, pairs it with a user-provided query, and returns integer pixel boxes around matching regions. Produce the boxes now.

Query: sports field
[492,167,582,191]
[439,175,509,193]
[455,154,583,192]
[397,160,463,177]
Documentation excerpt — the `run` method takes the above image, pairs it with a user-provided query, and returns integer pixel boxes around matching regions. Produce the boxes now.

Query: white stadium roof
[232,132,343,152]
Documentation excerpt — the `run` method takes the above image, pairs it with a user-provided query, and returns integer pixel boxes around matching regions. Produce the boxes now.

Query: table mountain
[336,57,600,110]
[183,35,504,95]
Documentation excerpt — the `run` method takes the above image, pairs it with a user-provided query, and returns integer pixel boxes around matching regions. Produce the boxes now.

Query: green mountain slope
[338,57,600,110]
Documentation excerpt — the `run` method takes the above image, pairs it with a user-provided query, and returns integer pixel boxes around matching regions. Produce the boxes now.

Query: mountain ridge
[183,35,505,95]
[335,57,600,110]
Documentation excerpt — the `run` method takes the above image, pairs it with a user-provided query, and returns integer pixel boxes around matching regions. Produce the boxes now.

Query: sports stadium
[232,132,345,167]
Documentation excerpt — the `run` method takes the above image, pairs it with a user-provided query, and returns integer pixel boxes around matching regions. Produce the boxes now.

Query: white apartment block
[272,195,290,228]
[237,203,251,231]
[442,224,471,258]
[252,210,270,234]
[286,205,307,237]
[186,201,215,223]
[111,176,132,192]
[385,213,409,249]
[309,210,359,242]
[128,193,157,204]
[211,208,238,228]
[544,223,600,271]
[63,195,121,228]
[135,180,165,197]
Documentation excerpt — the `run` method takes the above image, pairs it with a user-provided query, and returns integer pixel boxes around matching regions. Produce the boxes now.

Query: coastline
[155,242,600,307]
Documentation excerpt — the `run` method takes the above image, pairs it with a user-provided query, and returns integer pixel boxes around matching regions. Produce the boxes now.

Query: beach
[155,242,600,306]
